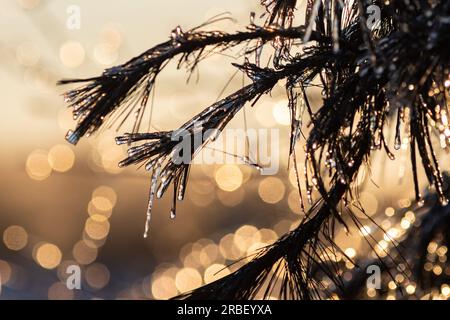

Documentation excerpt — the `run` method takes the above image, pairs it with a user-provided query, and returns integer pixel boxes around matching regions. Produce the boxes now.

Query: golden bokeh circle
[3,225,28,251]
[258,177,286,204]
[151,276,177,299]
[48,144,75,172]
[26,150,51,181]
[84,217,110,240]
[204,264,230,284]
[92,186,117,207]
[59,41,85,68]
[215,165,243,192]
[175,268,202,293]
[35,243,62,269]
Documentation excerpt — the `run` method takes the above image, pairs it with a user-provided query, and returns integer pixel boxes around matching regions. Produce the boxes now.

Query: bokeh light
[175,268,202,293]
[272,100,290,126]
[3,225,28,251]
[84,217,110,240]
[215,165,243,192]
[204,263,230,284]
[258,177,285,204]
[35,243,62,269]
[72,240,98,265]
[26,150,52,181]
[47,145,75,172]
[59,41,85,68]
[85,263,110,290]
[151,275,177,299]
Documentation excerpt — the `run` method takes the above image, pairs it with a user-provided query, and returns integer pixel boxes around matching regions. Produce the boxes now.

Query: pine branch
[58,0,450,300]
[58,24,318,145]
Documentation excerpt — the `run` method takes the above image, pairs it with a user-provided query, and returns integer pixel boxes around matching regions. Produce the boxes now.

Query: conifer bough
[59,0,450,299]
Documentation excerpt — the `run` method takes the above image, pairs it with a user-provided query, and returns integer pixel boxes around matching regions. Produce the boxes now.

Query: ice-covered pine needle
[60,0,450,299]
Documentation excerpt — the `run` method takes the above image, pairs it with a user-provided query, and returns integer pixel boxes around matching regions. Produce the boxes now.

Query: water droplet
[143,167,161,238]
[65,130,80,145]
[348,159,354,167]
[250,12,256,24]
[394,135,401,150]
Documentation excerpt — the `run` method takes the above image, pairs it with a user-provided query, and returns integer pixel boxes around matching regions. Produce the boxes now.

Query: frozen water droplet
[394,136,401,150]
[348,159,354,167]
[143,167,161,237]
[65,130,80,145]
[418,198,425,207]
[250,12,256,24]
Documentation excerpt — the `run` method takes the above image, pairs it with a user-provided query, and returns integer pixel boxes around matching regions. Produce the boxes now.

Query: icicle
[250,12,256,25]
[306,185,313,204]
[304,0,321,42]
[177,166,189,201]
[143,166,161,238]
[65,129,81,145]
[292,152,305,214]
[394,107,403,150]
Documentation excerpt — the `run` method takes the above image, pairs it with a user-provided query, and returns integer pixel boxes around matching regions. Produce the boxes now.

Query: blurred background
[0,0,449,300]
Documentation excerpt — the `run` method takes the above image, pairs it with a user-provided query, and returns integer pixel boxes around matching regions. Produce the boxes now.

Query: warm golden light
[175,268,202,293]
[344,248,356,259]
[3,225,28,251]
[59,41,85,68]
[258,177,285,204]
[91,196,114,212]
[385,207,395,217]
[84,217,110,240]
[48,144,75,172]
[215,165,243,192]
[35,243,62,269]
[204,263,230,284]
[26,150,52,181]
[272,100,291,126]
[219,233,243,260]
[406,284,416,294]
[199,243,220,267]
[234,225,259,252]
[92,186,117,207]
[151,276,177,299]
